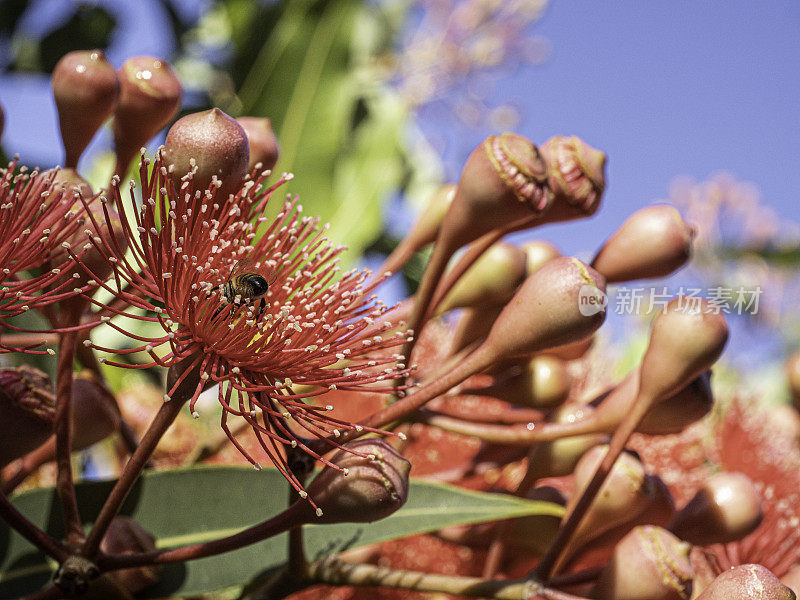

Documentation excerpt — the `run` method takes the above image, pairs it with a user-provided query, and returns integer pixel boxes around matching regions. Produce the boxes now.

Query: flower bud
[588,370,713,436]
[72,372,121,450]
[592,205,694,283]
[543,336,594,360]
[521,239,561,276]
[787,352,800,408]
[556,446,659,571]
[436,242,527,314]
[781,565,800,597]
[638,298,728,406]
[52,167,93,199]
[52,50,119,168]
[472,355,571,409]
[113,56,181,174]
[0,366,55,466]
[236,116,280,172]
[303,438,410,524]
[540,135,606,219]
[696,565,795,600]
[444,132,551,251]
[483,257,606,359]
[592,526,693,600]
[163,108,249,199]
[528,404,606,478]
[669,472,762,546]
[99,517,160,593]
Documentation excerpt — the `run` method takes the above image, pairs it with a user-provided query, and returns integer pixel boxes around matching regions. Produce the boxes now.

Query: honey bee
[209,257,275,319]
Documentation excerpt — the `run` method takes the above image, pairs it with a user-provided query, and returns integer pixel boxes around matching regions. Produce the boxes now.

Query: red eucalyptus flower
[0,159,95,350]
[631,400,800,581]
[77,150,411,502]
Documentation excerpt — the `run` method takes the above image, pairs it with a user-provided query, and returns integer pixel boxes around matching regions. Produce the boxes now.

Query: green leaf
[227,0,421,263]
[0,466,562,598]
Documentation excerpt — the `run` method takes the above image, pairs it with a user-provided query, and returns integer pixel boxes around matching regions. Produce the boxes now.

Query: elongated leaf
[0,466,562,598]
[227,0,419,262]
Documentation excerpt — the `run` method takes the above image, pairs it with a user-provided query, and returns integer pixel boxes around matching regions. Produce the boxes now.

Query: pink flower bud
[483,257,606,359]
[540,135,606,218]
[528,404,606,478]
[0,366,55,466]
[592,526,693,600]
[444,132,551,251]
[781,565,800,597]
[592,205,695,283]
[556,446,664,571]
[236,116,280,172]
[638,298,728,407]
[303,439,411,524]
[587,370,713,436]
[163,108,249,200]
[113,56,182,174]
[99,517,161,593]
[71,372,121,450]
[473,355,572,409]
[669,472,762,546]
[52,50,119,168]
[696,565,795,600]
[448,305,504,356]
[436,242,527,313]
[521,239,561,276]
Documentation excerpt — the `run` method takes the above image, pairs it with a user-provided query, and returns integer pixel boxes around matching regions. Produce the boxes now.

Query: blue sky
[422,1,800,259]
[1,1,797,369]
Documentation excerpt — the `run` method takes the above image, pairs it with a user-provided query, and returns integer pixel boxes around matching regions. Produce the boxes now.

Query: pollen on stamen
[192,411,200,419]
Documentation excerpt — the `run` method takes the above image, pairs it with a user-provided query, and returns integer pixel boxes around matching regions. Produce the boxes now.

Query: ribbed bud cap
[541,135,606,215]
[303,438,411,524]
[52,50,119,168]
[444,133,552,250]
[697,565,795,600]
[163,108,249,201]
[0,366,55,466]
[592,205,695,283]
[593,526,693,600]
[237,116,280,172]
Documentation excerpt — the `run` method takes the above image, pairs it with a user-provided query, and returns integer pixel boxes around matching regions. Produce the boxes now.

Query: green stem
[305,558,590,600]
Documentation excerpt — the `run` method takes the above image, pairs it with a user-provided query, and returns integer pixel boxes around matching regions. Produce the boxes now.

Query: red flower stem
[0,332,58,346]
[412,410,588,445]
[1,437,57,495]
[0,492,69,562]
[376,233,422,280]
[287,474,309,577]
[97,501,307,570]
[55,330,84,548]
[534,393,655,581]
[81,358,202,558]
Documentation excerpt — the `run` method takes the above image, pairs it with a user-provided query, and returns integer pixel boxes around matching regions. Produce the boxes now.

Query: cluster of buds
[0,45,792,600]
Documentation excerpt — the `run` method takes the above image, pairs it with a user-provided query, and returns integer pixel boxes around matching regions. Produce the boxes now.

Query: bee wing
[230,254,277,283]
